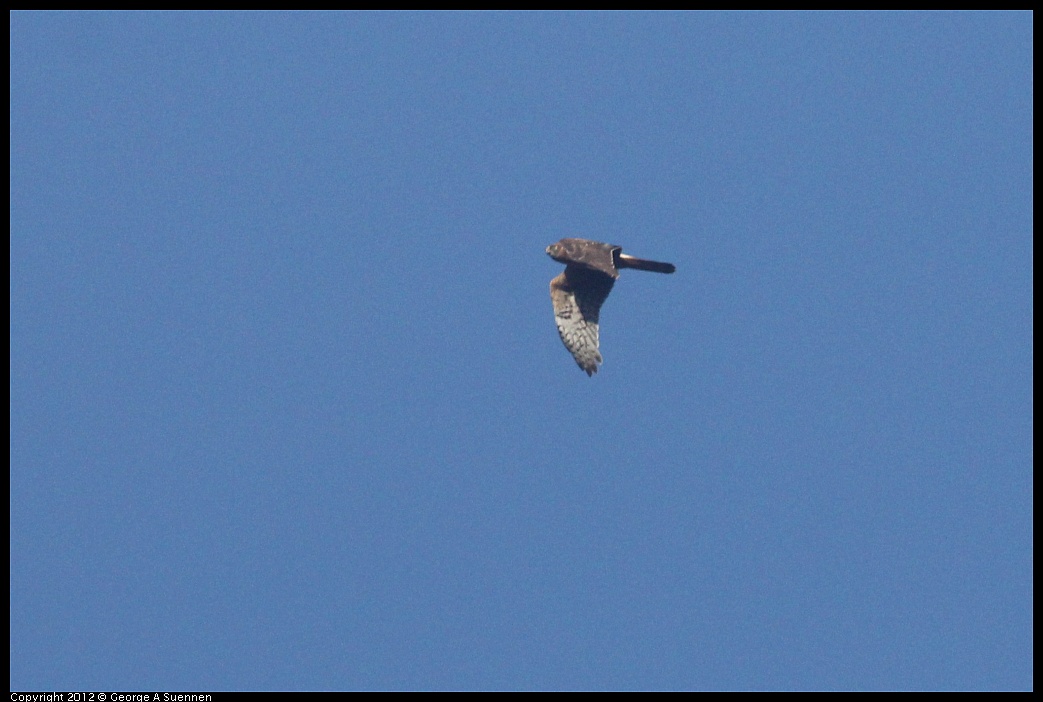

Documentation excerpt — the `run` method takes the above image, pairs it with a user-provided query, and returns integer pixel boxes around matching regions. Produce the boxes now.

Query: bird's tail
[617,253,676,274]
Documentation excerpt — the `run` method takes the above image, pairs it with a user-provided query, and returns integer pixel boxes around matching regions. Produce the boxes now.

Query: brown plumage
[546,238,675,375]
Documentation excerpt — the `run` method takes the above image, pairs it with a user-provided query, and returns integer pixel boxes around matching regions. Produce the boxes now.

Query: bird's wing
[550,267,614,376]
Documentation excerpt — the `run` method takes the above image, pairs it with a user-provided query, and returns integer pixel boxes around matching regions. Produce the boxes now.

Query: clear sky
[10,11,1032,692]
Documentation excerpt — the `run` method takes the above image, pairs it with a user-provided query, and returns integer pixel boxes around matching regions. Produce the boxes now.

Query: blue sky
[10,12,1032,691]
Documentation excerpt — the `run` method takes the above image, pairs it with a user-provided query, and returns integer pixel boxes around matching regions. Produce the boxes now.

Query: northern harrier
[546,238,675,376]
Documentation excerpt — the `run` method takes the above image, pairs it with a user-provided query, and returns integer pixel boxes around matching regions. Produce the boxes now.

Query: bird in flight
[546,238,675,376]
